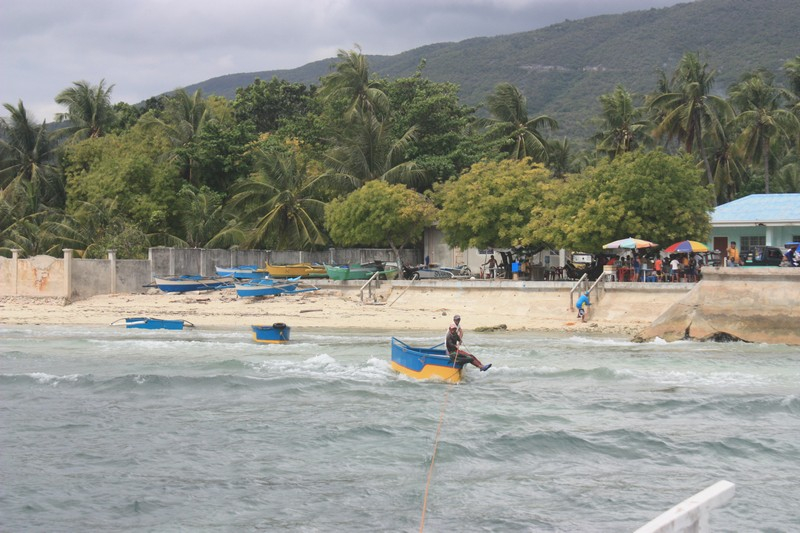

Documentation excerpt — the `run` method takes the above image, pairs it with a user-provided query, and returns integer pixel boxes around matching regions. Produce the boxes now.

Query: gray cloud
[1,0,686,122]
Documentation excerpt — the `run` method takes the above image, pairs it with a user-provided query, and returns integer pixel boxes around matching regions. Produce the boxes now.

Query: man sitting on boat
[446,323,491,371]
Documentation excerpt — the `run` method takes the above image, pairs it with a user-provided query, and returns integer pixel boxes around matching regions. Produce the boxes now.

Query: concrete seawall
[634,268,800,345]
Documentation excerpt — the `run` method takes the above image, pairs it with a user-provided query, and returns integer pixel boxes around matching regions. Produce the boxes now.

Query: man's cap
[585,291,590,295]
[449,324,458,331]
[453,314,461,321]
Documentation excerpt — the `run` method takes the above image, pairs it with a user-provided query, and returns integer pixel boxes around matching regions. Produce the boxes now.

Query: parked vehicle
[742,246,784,266]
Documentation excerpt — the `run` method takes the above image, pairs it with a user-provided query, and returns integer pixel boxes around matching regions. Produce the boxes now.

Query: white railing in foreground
[634,480,735,533]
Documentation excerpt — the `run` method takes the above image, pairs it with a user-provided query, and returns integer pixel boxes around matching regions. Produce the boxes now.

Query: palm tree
[324,111,423,189]
[140,88,211,185]
[220,144,329,250]
[55,79,116,140]
[0,101,62,215]
[484,82,558,162]
[783,56,800,98]
[729,70,800,193]
[176,185,227,247]
[318,46,389,121]
[649,52,732,187]
[591,85,653,159]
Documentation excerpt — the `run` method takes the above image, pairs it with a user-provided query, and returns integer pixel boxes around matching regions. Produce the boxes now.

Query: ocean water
[1,325,799,533]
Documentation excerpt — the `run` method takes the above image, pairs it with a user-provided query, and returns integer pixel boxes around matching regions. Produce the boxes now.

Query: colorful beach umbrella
[602,237,659,250]
[664,240,710,253]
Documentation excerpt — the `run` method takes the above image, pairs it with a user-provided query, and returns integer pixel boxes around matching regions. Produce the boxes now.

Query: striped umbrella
[602,237,659,250]
[664,240,709,253]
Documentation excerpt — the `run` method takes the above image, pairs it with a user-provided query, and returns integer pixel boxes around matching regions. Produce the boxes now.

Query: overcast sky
[1,0,688,122]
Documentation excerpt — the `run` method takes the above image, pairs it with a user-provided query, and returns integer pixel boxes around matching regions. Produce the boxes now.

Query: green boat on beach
[324,263,399,281]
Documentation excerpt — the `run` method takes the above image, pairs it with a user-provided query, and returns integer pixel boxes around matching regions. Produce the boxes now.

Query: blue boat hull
[251,323,291,343]
[112,317,194,330]
[153,276,233,292]
[390,337,464,382]
[235,281,299,297]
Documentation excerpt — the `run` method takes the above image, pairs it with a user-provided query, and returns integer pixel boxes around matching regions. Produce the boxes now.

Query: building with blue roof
[709,194,800,253]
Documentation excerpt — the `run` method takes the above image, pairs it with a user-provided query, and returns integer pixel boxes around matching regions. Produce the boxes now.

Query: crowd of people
[607,253,705,282]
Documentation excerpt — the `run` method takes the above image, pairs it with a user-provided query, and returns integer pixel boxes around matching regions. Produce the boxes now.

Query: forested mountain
[183,0,800,139]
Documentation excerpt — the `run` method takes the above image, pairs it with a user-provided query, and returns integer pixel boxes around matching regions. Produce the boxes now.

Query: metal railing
[359,271,384,304]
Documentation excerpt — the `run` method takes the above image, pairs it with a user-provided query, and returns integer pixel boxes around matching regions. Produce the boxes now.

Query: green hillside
[183,0,799,140]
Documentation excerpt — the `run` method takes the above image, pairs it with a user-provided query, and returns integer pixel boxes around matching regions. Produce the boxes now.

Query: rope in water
[419,350,462,532]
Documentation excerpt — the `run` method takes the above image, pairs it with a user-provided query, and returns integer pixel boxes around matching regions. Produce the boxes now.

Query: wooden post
[11,249,21,295]
[108,249,117,294]
[63,249,73,299]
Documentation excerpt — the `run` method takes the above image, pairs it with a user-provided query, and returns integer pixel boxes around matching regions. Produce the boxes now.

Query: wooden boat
[214,265,268,280]
[251,323,291,343]
[153,276,234,293]
[325,263,399,281]
[390,337,465,383]
[111,317,195,330]
[263,262,327,278]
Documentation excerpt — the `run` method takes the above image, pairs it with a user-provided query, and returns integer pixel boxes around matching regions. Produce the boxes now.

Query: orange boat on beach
[262,262,327,278]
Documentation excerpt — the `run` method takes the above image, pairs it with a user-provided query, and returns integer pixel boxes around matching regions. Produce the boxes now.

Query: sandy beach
[0,282,688,338]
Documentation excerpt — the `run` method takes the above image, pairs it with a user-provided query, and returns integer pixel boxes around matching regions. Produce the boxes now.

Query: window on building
[792,235,800,242]
[740,236,766,250]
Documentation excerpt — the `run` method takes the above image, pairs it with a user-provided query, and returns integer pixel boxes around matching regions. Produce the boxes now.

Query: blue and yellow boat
[390,337,465,383]
[251,323,291,343]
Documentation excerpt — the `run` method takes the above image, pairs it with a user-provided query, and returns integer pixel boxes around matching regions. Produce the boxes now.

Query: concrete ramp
[635,268,800,345]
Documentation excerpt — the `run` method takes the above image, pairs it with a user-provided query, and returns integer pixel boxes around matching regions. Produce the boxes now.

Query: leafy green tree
[325,180,437,264]
[55,79,116,141]
[62,125,183,235]
[183,120,256,192]
[220,141,329,250]
[649,52,732,188]
[41,199,151,258]
[385,72,484,185]
[233,77,315,134]
[590,85,653,159]
[0,101,63,215]
[483,82,558,162]
[526,150,713,251]
[729,69,800,193]
[435,158,554,249]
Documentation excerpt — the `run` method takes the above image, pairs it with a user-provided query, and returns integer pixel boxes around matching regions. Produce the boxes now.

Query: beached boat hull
[264,262,327,278]
[251,323,291,343]
[390,337,465,383]
[325,264,399,281]
[111,317,194,330]
[235,281,299,297]
[153,276,234,292]
[215,265,268,280]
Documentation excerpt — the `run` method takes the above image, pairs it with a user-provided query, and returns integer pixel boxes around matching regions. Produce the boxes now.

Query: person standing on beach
[576,291,591,321]
[727,241,741,267]
[446,323,491,371]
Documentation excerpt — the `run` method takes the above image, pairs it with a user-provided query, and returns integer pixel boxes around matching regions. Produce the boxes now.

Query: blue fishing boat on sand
[111,317,195,330]
[390,337,465,383]
[152,275,234,293]
[251,323,291,343]
[235,278,319,298]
